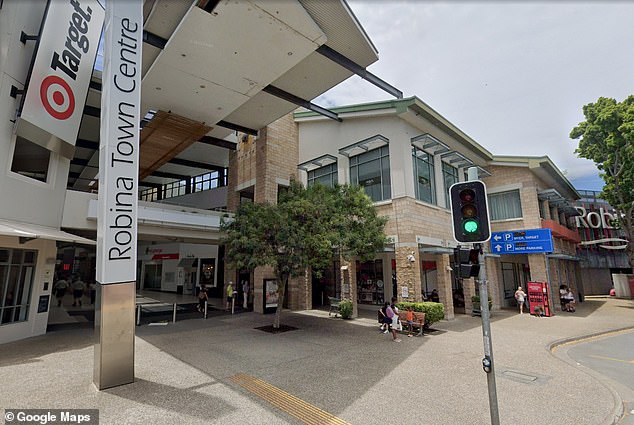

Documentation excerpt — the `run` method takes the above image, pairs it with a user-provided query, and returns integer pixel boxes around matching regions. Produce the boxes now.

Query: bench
[397,311,426,337]
[328,297,341,317]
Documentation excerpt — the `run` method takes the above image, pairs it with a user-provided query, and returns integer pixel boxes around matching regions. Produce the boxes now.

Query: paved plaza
[1,297,633,425]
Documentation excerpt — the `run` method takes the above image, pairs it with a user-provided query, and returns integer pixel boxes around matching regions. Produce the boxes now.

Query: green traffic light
[463,219,479,233]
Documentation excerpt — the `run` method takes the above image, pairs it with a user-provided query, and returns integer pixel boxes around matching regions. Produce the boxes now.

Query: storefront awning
[0,219,95,245]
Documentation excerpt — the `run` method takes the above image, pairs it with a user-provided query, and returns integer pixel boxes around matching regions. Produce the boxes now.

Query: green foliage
[221,180,387,326]
[570,96,634,267]
[395,302,445,325]
[338,300,353,319]
[471,295,493,309]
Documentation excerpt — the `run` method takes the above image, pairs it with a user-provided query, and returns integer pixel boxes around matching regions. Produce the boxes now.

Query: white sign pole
[94,0,143,391]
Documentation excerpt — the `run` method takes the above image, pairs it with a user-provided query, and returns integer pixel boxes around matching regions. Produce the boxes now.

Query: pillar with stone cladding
[485,256,501,310]
[462,277,476,315]
[436,254,454,320]
[340,258,358,318]
[394,246,423,302]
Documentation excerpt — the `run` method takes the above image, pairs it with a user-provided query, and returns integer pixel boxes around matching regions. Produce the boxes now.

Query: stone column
[340,258,358,318]
[436,254,454,320]
[462,277,476,315]
[485,256,501,311]
[394,246,423,302]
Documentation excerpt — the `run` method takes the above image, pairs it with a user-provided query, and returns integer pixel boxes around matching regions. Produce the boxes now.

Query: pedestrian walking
[71,275,85,307]
[53,276,69,307]
[226,281,234,311]
[386,297,401,342]
[514,286,527,314]
[197,284,208,313]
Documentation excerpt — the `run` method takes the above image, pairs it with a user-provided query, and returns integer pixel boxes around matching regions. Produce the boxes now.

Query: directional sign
[490,229,553,254]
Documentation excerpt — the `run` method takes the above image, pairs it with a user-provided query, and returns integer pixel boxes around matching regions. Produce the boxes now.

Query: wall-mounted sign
[37,295,50,313]
[575,206,619,229]
[96,0,142,284]
[490,229,553,255]
[17,0,104,155]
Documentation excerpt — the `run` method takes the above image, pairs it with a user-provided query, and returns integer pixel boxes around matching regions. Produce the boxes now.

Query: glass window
[307,163,338,188]
[0,249,37,326]
[489,190,522,220]
[412,147,435,204]
[442,162,458,208]
[11,137,51,183]
[350,146,391,202]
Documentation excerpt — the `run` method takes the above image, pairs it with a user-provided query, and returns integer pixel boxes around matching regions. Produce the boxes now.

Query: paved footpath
[1,297,633,425]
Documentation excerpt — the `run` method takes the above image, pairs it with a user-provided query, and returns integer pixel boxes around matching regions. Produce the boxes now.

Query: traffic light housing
[449,180,491,243]
[454,247,480,278]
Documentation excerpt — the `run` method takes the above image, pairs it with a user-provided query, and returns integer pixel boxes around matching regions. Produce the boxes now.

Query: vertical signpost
[94,0,143,390]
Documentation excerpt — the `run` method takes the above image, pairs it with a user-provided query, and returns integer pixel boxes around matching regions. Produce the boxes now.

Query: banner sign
[96,1,142,284]
[18,0,104,148]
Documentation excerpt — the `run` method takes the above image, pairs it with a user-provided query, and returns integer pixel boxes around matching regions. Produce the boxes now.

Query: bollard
[172,303,177,323]
[204,300,208,319]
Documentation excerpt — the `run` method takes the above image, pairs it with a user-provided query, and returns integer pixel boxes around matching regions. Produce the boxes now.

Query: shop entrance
[311,261,340,307]
[357,259,385,305]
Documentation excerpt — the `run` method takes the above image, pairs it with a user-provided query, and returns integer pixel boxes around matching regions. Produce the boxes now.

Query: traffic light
[449,180,491,243]
[454,247,480,278]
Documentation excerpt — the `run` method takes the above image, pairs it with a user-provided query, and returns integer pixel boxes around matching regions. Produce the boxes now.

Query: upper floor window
[350,146,391,202]
[442,162,458,208]
[489,189,522,220]
[307,163,338,188]
[11,137,51,183]
[412,147,436,204]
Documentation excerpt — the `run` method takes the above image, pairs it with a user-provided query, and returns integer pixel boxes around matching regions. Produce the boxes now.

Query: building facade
[289,98,583,317]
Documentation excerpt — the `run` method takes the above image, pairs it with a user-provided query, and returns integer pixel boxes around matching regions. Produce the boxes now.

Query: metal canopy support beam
[262,85,341,122]
[151,170,189,180]
[139,181,164,189]
[217,120,258,136]
[167,157,226,174]
[198,135,236,150]
[76,139,99,150]
[316,45,403,99]
[142,30,167,49]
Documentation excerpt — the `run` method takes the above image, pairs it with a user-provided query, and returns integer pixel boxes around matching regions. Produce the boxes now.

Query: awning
[0,219,95,245]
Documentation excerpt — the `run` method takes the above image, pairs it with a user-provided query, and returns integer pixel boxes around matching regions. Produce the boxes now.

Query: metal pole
[204,301,208,319]
[477,243,500,425]
[136,304,140,326]
[231,296,235,315]
[172,303,177,323]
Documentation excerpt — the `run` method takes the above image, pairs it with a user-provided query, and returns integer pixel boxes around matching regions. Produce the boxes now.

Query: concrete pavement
[1,297,633,424]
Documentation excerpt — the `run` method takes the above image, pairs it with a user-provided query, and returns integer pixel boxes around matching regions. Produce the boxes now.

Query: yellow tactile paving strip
[230,373,351,425]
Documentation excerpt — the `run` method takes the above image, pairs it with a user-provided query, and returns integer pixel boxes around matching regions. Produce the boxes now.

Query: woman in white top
[514,286,527,314]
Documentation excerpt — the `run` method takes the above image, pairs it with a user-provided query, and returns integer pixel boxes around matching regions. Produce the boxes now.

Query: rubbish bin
[176,285,183,295]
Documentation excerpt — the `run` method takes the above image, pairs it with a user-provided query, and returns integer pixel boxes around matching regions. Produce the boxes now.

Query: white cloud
[317,1,634,190]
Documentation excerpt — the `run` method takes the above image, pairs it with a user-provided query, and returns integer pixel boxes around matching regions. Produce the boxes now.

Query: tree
[570,96,634,269]
[221,181,387,328]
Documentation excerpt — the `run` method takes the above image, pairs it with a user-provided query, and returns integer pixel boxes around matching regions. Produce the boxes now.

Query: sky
[315,1,634,192]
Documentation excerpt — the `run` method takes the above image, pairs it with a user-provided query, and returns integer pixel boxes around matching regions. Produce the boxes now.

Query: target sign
[39,75,75,120]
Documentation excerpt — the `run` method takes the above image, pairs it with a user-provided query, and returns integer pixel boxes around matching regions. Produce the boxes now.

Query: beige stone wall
[225,114,303,312]
[436,254,454,320]
[394,247,422,302]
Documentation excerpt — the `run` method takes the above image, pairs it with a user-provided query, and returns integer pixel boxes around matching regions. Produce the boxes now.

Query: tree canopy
[221,181,387,327]
[570,96,634,268]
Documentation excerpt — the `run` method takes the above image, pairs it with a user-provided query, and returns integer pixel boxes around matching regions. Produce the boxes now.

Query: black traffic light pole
[474,242,500,425]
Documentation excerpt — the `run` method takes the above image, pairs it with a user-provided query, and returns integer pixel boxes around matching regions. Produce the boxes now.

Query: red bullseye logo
[40,75,75,120]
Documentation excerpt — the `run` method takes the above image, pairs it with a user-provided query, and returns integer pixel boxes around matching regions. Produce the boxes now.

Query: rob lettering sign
[96,1,142,284]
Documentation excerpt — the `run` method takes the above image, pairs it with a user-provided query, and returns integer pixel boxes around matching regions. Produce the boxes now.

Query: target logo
[39,75,75,120]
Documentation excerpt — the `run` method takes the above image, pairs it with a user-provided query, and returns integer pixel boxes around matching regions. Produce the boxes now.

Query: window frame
[412,146,436,205]
[349,146,391,202]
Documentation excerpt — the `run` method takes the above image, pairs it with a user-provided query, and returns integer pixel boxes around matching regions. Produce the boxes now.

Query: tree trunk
[273,274,288,329]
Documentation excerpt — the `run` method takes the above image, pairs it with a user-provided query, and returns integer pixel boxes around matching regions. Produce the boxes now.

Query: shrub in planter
[395,301,445,327]
[471,295,493,310]
[339,300,353,319]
